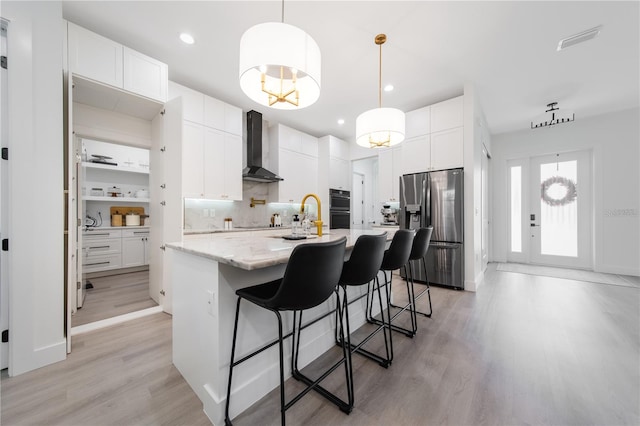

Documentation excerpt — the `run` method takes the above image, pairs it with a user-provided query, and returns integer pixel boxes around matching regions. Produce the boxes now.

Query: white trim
[70,305,163,336]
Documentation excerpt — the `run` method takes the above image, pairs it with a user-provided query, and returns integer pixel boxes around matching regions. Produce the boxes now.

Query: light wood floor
[2,264,638,425]
[73,270,158,326]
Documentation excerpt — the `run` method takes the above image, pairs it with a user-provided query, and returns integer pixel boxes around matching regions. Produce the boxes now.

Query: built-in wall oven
[329,189,350,229]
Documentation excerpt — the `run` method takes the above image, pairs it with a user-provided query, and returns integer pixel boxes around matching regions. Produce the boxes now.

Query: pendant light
[239,0,321,110]
[531,102,575,129]
[356,34,405,148]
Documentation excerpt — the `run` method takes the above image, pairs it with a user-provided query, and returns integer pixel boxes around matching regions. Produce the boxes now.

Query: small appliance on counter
[380,204,398,225]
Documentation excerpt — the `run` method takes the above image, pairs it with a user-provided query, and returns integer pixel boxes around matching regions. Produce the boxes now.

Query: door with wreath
[507,150,592,268]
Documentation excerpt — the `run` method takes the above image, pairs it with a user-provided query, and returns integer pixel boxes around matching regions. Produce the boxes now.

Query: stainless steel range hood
[242,110,283,183]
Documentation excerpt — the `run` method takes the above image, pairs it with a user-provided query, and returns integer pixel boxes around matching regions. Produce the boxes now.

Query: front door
[508,150,592,269]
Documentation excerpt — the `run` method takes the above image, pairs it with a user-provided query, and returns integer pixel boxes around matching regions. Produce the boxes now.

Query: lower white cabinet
[82,229,122,273]
[122,229,150,268]
[83,227,149,273]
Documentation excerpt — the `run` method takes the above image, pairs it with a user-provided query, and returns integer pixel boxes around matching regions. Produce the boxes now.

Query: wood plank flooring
[73,270,158,326]
[2,263,638,425]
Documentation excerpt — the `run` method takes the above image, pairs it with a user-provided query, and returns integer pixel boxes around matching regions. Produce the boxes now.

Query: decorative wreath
[540,176,577,206]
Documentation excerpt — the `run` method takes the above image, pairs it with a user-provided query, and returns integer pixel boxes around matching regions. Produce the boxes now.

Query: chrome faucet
[300,193,323,236]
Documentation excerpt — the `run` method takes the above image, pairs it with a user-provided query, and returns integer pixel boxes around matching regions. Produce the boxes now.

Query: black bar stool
[368,229,416,337]
[406,226,434,318]
[225,237,350,426]
[335,232,392,369]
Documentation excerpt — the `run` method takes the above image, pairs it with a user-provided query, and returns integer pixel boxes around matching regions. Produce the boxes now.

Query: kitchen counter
[169,228,393,270]
[167,228,396,424]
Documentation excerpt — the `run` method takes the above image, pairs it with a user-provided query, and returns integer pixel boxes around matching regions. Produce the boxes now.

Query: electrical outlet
[209,209,215,218]
[202,209,209,218]
[206,290,216,317]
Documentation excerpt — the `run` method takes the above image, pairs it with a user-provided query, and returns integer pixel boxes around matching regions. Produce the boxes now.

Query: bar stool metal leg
[225,297,242,426]
[412,257,433,317]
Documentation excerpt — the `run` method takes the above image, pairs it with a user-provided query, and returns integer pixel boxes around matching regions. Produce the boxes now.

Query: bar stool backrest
[380,229,415,271]
[409,227,433,261]
[340,233,388,286]
[270,237,347,311]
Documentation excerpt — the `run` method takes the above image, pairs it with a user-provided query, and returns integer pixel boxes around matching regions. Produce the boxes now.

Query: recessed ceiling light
[337,119,345,125]
[557,25,602,51]
[384,84,394,92]
[180,33,195,45]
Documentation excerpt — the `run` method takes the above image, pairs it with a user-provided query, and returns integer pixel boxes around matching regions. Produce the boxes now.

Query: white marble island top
[167,228,396,271]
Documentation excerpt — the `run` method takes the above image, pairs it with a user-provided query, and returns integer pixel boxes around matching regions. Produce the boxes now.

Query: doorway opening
[507,149,592,269]
[71,138,157,330]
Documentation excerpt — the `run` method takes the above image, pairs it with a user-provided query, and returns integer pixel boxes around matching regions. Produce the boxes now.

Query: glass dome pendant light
[238,0,321,110]
[356,33,405,148]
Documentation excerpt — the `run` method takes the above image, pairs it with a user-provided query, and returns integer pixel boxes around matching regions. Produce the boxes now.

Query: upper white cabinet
[123,47,168,102]
[401,135,431,175]
[269,124,319,203]
[405,106,431,139]
[170,81,243,201]
[67,22,167,103]
[399,96,464,174]
[431,127,464,171]
[378,146,402,202]
[327,136,350,190]
[430,96,463,133]
[182,123,242,201]
[170,82,242,136]
[68,22,123,88]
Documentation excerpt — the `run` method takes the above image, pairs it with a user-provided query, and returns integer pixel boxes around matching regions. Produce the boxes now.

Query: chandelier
[238,1,321,109]
[356,34,405,148]
[531,102,575,129]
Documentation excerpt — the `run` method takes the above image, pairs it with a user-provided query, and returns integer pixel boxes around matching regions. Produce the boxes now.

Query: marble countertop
[167,228,397,271]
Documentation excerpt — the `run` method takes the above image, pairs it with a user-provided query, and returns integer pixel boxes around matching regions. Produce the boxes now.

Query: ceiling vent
[557,26,602,51]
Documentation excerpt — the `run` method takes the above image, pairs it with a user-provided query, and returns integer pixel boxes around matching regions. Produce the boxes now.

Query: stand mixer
[380,204,399,225]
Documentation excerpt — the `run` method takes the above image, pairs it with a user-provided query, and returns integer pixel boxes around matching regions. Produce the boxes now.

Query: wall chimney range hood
[242,110,283,183]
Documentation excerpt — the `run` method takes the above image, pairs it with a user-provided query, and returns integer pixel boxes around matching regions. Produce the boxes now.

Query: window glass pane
[510,166,522,253]
[540,160,578,257]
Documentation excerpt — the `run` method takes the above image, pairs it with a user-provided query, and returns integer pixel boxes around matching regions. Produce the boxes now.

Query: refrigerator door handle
[431,243,461,249]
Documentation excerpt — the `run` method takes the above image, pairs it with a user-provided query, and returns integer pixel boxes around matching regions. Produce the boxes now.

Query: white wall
[462,83,491,292]
[4,1,66,375]
[491,107,640,276]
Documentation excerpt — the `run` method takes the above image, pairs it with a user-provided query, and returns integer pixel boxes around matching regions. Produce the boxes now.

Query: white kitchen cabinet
[68,22,123,89]
[269,124,319,203]
[378,146,402,202]
[204,96,242,136]
[431,96,464,133]
[123,47,168,102]
[329,157,350,190]
[183,123,242,201]
[431,127,464,170]
[405,105,431,139]
[67,22,167,103]
[122,228,150,268]
[327,135,350,191]
[203,128,242,200]
[82,229,122,273]
[182,122,205,198]
[401,135,431,174]
[329,135,350,161]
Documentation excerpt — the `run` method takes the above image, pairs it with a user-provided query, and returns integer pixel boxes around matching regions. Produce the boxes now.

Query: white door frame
[351,171,364,228]
[0,18,9,369]
[507,150,593,269]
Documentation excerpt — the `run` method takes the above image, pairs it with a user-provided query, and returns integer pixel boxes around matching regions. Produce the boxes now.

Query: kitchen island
[166,228,396,425]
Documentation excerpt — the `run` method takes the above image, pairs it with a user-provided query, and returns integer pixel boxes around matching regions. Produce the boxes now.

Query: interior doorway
[352,172,364,228]
[507,150,592,269]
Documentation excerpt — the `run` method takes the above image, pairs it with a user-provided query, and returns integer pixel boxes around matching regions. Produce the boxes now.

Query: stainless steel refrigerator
[399,169,464,290]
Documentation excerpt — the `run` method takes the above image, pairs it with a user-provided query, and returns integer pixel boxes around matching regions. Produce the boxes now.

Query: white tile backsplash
[183,181,318,230]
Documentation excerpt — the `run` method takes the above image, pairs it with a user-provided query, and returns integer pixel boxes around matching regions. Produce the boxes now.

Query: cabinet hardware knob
[160,184,166,189]
[160,201,166,206]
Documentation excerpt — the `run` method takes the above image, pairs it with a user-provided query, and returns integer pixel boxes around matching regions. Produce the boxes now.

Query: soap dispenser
[292,214,300,235]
